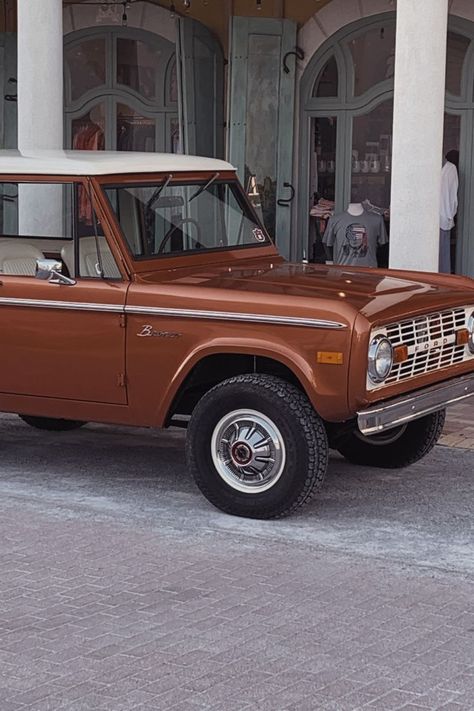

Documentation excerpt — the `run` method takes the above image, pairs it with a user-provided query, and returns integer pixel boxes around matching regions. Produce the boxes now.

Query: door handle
[283,47,305,74]
[277,182,295,207]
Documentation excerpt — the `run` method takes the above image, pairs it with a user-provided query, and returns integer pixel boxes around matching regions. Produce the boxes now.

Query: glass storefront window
[446,31,470,97]
[71,104,106,151]
[309,117,337,262]
[351,99,393,211]
[66,38,106,102]
[348,23,395,96]
[443,113,461,157]
[117,38,160,100]
[167,58,178,105]
[116,103,156,152]
[310,117,337,204]
[312,56,338,98]
[170,117,180,153]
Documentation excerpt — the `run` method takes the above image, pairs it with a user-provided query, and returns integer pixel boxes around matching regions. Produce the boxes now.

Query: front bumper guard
[357,373,474,436]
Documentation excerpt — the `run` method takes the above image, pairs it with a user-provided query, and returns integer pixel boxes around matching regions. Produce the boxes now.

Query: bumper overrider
[357,373,474,435]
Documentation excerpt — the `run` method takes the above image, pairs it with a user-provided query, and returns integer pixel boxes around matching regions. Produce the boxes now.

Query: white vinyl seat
[61,236,121,279]
[0,240,45,276]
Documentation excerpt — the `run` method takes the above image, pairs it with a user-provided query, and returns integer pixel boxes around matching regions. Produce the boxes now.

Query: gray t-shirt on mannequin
[323,209,388,267]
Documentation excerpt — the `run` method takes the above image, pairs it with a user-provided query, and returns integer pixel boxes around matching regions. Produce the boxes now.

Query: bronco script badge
[137,325,182,338]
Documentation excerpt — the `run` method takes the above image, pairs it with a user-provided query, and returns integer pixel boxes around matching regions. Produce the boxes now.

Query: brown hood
[138,257,474,327]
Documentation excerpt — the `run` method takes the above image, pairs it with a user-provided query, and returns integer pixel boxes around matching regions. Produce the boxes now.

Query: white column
[389,0,448,272]
[17,0,63,151]
[17,0,64,237]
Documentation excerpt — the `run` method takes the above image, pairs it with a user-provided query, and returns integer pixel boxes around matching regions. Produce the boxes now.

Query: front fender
[154,332,350,426]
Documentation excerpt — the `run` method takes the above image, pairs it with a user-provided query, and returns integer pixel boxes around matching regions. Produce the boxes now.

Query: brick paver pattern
[0,504,473,711]
[439,400,474,450]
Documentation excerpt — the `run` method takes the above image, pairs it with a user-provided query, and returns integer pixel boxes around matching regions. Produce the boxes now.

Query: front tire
[19,415,86,431]
[186,374,328,519]
[336,410,446,468]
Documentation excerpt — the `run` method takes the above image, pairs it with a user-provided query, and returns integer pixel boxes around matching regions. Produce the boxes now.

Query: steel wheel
[211,409,286,493]
[187,374,329,519]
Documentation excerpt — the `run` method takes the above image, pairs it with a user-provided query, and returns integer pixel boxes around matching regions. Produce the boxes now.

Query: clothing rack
[118,116,155,125]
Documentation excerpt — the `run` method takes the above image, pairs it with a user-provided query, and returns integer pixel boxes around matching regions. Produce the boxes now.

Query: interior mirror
[35,258,75,286]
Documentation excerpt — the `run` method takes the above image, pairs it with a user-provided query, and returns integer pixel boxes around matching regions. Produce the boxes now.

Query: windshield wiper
[189,172,220,203]
[146,174,173,211]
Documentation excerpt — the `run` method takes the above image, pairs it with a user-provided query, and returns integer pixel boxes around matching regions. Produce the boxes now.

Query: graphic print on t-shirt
[342,223,368,259]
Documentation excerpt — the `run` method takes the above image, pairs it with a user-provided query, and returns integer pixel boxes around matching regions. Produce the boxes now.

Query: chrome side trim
[125,305,346,330]
[358,373,474,435]
[0,297,123,313]
[0,296,346,329]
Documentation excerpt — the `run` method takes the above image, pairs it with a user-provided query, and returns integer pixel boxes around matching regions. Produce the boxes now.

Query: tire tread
[186,374,328,519]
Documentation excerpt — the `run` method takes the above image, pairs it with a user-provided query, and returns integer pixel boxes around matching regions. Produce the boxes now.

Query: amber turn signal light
[393,345,409,364]
[456,328,470,346]
[317,351,343,365]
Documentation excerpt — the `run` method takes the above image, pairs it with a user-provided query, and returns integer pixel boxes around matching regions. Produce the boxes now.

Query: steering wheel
[158,217,203,254]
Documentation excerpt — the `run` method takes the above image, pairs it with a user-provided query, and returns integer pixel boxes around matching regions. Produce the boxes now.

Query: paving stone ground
[439,399,474,449]
[0,410,473,711]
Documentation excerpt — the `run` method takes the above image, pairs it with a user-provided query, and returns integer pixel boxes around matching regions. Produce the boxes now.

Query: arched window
[64,29,178,153]
[348,23,396,96]
[446,30,470,96]
[301,14,474,275]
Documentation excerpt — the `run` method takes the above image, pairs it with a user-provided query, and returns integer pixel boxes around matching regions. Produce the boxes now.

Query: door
[0,32,17,149]
[0,179,128,405]
[227,17,297,258]
[177,17,224,158]
[443,109,463,274]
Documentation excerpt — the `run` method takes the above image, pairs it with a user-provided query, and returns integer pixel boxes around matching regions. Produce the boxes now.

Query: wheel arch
[155,341,320,427]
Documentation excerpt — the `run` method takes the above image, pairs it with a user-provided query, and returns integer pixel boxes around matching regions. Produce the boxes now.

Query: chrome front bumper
[357,373,474,435]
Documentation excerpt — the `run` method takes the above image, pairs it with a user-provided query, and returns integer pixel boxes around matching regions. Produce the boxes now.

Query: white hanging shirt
[440,161,458,231]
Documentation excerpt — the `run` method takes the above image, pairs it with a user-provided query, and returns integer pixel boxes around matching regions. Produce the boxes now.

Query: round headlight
[468,312,474,354]
[368,336,393,383]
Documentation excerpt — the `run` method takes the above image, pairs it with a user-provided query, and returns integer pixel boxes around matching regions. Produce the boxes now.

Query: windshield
[103,179,270,258]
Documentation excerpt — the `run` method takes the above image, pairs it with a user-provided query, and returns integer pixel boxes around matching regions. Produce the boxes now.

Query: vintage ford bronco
[0,150,473,519]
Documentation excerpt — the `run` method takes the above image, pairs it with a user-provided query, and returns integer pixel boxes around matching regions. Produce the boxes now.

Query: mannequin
[323,200,388,267]
[324,203,365,262]
[439,150,459,274]
[346,202,364,216]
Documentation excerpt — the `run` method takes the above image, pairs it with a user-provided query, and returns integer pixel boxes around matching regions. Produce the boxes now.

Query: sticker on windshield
[252,228,266,242]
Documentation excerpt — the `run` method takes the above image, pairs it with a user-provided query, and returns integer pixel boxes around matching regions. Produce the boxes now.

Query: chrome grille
[371,307,472,387]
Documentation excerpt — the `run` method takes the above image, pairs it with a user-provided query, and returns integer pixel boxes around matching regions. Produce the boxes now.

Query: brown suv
[1,150,473,519]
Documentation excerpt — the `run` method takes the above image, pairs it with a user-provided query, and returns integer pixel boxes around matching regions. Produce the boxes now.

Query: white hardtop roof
[0,150,234,176]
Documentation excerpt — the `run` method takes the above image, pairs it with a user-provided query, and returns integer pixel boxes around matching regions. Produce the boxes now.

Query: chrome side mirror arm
[48,269,76,286]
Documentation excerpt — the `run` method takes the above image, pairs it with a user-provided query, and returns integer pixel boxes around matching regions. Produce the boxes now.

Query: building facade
[1,0,473,276]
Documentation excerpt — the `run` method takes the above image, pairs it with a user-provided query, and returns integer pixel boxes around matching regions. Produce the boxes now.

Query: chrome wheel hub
[211,409,286,493]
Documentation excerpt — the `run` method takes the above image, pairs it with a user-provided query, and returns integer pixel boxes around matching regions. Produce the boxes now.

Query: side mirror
[35,258,76,286]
